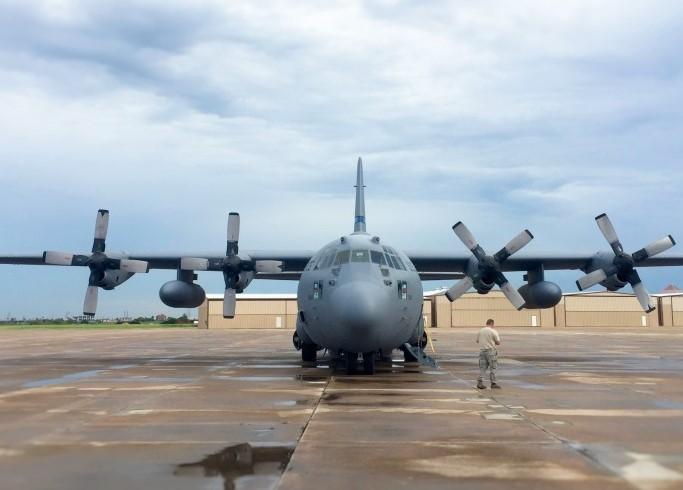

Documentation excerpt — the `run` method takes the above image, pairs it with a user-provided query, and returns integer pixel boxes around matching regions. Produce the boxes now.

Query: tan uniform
[477,326,500,383]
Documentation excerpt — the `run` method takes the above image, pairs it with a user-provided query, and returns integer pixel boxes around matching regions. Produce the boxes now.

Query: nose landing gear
[340,351,375,375]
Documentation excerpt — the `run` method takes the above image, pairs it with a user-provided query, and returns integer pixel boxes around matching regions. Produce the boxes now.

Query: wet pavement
[0,327,682,489]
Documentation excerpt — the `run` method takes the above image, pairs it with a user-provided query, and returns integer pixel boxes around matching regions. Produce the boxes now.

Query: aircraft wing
[0,250,314,277]
[407,252,683,273]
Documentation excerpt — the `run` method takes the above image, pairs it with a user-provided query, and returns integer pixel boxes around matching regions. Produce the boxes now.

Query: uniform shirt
[476,326,500,350]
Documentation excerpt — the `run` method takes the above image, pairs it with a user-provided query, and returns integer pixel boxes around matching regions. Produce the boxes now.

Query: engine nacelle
[159,280,206,308]
[95,270,134,290]
[600,275,628,291]
[235,270,255,292]
[518,281,562,309]
[465,256,495,294]
[584,251,627,291]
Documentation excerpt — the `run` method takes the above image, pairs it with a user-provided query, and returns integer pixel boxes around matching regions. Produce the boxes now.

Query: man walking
[476,319,501,389]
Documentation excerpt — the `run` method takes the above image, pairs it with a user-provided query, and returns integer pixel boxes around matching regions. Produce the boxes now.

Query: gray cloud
[1,0,683,316]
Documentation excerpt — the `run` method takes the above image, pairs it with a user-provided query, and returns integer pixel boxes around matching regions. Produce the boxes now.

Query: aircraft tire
[345,352,358,375]
[302,344,317,363]
[362,352,375,375]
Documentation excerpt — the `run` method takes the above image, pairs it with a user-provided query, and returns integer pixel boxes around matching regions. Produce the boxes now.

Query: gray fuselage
[296,232,424,354]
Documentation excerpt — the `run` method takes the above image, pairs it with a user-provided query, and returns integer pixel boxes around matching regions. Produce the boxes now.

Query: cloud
[1,0,683,316]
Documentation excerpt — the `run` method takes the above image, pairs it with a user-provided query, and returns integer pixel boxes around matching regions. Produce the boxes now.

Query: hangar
[198,290,683,329]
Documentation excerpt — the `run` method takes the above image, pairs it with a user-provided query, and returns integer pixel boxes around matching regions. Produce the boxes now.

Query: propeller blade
[83,285,99,316]
[92,209,109,253]
[495,229,534,262]
[254,260,283,273]
[633,235,676,261]
[452,222,478,251]
[595,213,623,255]
[43,251,74,266]
[576,269,608,291]
[180,257,209,271]
[627,270,655,313]
[632,282,655,313]
[499,281,526,310]
[119,259,149,273]
[227,212,240,241]
[445,276,473,302]
[223,288,237,318]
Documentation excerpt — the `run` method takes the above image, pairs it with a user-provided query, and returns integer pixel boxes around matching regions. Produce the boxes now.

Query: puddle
[23,369,103,388]
[240,364,297,369]
[103,376,195,383]
[512,356,601,363]
[274,400,311,407]
[222,376,293,382]
[174,442,294,489]
[295,375,329,383]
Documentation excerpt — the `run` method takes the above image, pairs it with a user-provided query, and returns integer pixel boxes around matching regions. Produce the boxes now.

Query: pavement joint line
[438,363,643,488]
[276,368,332,490]
[482,381,642,489]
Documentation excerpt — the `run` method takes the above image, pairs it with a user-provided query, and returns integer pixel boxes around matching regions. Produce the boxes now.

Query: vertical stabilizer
[354,157,366,233]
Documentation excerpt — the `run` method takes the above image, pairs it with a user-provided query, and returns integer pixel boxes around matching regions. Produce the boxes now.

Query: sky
[1,0,682,318]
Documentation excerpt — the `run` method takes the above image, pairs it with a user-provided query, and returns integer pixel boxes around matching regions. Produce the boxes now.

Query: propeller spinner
[445,222,534,310]
[576,213,676,312]
[43,210,149,316]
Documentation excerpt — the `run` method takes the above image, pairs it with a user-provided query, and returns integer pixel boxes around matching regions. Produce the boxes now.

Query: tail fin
[354,157,366,233]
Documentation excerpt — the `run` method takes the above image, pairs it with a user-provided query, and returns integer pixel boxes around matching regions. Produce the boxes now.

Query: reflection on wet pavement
[175,442,294,490]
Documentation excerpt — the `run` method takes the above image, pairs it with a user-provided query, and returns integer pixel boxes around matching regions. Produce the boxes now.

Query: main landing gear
[302,344,317,363]
[293,332,319,365]
[362,352,375,375]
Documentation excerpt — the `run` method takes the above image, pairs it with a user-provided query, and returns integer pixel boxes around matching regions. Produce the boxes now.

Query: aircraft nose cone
[329,282,387,352]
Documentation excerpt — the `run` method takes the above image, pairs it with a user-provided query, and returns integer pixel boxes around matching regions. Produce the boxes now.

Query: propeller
[180,212,283,318]
[43,210,149,316]
[223,212,241,318]
[446,222,534,310]
[576,213,676,312]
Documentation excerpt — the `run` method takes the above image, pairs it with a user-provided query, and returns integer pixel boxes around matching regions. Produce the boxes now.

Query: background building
[198,290,683,329]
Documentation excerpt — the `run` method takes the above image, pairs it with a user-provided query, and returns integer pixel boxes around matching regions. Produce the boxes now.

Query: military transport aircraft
[2,159,682,374]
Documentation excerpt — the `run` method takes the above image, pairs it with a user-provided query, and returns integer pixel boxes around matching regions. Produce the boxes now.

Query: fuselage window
[398,280,408,300]
[350,249,370,262]
[334,250,350,265]
[313,280,323,300]
[370,250,386,265]
[385,254,396,269]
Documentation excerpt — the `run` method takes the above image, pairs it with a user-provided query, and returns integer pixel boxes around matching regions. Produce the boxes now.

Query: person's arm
[494,330,501,345]
[476,330,480,343]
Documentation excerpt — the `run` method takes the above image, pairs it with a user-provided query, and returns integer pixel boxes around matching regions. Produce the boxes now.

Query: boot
[477,381,486,389]
[491,383,501,389]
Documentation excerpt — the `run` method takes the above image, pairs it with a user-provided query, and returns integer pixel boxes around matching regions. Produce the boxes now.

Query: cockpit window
[334,250,350,265]
[370,250,386,265]
[320,252,335,269]
[350,249,370,262]
[393,256,406,270]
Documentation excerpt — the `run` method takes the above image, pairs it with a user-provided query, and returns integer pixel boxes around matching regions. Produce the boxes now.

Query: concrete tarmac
[0,327,682,489]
